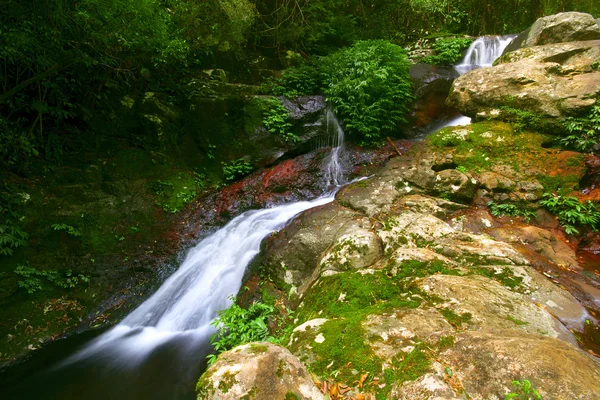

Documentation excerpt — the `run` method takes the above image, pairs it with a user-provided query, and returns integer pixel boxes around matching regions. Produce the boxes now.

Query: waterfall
[454,34,517,75]
[324,109,346,188]
[27,110,349,400]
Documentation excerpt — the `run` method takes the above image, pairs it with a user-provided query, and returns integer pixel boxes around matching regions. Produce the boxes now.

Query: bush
[540,193,600,235]
[261,65,322,98]
[321,40,413,144]
[222,159,254,182]
[422,37,473,65]
[558,101,600,152]
[207,298,277,365]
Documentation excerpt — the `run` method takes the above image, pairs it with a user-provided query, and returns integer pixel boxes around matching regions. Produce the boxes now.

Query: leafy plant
[222,159,254,182]
[0,184,29,256]
[321,40,413,144]
[540,194,600,235]
[558,102,600,152]
[505,379,542,400]
[488,202,536,222]
[422,37,473,65]
[592,60,600,71]
[14,263,89,294]
[499,107,552,133]
[261,65,321,98]
[262,99,298,142]
[52,223,82,237]
[207,298,277,365]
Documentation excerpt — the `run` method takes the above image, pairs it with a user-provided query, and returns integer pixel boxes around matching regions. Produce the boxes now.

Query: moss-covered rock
[196,342,323,400]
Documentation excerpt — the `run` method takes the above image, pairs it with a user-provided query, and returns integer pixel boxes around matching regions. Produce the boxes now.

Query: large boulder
[196,342,324,399]
[447,40,600,120]
[504,12,600,54]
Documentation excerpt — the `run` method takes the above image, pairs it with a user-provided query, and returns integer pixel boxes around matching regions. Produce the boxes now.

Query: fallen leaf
[330,382,340,399]
[359,372,369,388]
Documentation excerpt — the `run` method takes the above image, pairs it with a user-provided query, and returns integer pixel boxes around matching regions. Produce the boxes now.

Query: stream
[0,36,515,400]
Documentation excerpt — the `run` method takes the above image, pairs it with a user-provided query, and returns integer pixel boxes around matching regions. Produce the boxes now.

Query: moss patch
[427,121,586,195]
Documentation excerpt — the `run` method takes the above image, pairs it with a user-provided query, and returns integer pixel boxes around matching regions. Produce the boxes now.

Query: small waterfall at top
[10,109,349,400]
[324,108,346,188]
[454,34,517,75]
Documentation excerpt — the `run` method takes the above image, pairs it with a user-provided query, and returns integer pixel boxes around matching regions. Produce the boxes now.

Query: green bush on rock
[422,37,473,65]
[207,298,278,365]
[540,194,600,235]
[321,40,413,144]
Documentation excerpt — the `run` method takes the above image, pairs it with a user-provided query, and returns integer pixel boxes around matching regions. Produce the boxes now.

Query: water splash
[455,35,517,75]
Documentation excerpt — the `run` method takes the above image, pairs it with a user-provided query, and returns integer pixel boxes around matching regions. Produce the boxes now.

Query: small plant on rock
[488,202,536,222]
[540,193,600,235]
[505,379,542,400]
[222,159,254,182]
[262,99,298,142]
[207,298,278,365]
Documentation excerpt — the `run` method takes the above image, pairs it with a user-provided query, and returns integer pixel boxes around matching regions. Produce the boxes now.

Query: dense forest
[2,0,599,173]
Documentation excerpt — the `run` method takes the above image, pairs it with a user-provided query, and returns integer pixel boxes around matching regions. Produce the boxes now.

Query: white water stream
[454,34,517,74]
[60,111,349,375]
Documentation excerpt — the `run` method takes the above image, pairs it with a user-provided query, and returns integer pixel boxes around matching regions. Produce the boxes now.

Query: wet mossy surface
[284,261,462,398]
[427,121,586,195]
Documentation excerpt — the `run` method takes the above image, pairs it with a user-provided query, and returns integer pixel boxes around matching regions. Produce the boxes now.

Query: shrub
[488,201,536,222]
[422,37,473,65]
[320,40,413,144]
[207,298,277,365]
[558,101,600,152]
[222,159,254,182]
[540,193,600,235]
[14,264,89,294]
[261,65,322,98]
[262,99,298,142]
[505,379,542,400]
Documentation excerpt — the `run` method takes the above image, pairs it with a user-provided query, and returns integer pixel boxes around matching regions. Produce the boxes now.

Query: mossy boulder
[196,342,323,400]
[448,39,600,120]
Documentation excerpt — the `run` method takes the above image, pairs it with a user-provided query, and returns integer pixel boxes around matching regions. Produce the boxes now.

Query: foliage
[540,193,600,235]
[505,379,543,400]
[150,173,203,214]
[499,107,553,133]
[558,102,600,152]
[207,298,277,365]
[164,0,255,57]
[321,40,413,144]
[0,184,28,256]
[422,37,473,65]
[51,223,82,237]
[261,65,322,98]
[262,99,298,142]
[488,202,536,222]
[592,60,600,71]
[222,159,254,182]
[14,263,89,294]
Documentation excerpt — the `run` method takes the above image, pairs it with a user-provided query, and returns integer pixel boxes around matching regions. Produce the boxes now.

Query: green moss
[284,392,299,400]
[440,308,472,329]
[474,267,524,290]
[217,371,237,394]
[248,343,269,354]
[276,359,286,377]
[437,335,455,350]
[507,315,529,326]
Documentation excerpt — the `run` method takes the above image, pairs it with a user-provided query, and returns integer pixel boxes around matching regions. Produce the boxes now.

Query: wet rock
[448,40,600,120]
[433,169,478,201]
[487,225,579,269]
[408,64,461,134]
[419,274,575,343]
[439,330,600,399]
[505,12,600,54]
[258,202,372,295]
[197,342,324,400]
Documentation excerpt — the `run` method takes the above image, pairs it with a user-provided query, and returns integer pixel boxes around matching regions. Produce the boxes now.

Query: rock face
[447,40,600,120]
[197,342,324,399]
[504,12,600,53]
[447,12,600,122]
[225,120,600,399]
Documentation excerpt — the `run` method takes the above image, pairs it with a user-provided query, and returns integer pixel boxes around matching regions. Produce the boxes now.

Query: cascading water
[2,110,349,400]
[454,34,517,75]
[324,109,346,188]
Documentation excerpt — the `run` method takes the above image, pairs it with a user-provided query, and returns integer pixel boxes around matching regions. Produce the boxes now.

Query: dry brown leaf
[355,394,365,400]
[330,382,340,399]
[358,372,369,388]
